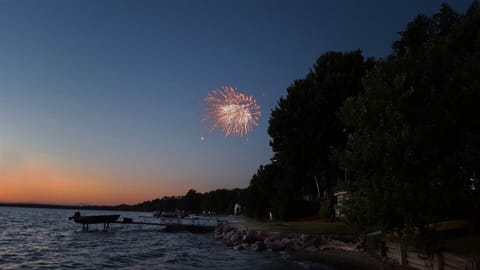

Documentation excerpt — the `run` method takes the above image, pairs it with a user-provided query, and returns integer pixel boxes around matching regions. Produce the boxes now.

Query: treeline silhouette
[0,188,247,215]
[122,188,246,214]
[244,1,480,234]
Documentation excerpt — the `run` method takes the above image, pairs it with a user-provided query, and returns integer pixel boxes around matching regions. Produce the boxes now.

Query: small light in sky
[201,136,205,141]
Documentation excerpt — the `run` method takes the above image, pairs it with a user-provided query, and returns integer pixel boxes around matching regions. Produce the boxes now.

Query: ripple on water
[0,207,331,269]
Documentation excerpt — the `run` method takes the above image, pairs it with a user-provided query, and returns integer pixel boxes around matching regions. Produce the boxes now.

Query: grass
[243,219,353,235]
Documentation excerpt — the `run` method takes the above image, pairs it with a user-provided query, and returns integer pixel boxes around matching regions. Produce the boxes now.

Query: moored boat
[68,212,120,224]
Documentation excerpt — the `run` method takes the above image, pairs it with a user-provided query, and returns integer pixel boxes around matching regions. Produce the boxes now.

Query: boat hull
[71,215,120,224]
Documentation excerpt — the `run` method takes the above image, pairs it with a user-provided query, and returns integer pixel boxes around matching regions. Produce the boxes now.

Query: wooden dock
[70,214,216,233]
[111,220,216,233]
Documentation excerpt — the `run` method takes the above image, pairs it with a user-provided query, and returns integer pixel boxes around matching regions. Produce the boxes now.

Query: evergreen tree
[263,50,373,219]
[340,4,480,231]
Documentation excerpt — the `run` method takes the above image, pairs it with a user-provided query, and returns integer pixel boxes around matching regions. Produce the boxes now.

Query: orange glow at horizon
[0,156,187,205]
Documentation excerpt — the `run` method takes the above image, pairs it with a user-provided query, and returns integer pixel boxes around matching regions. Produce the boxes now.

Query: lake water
[0,207,331,269]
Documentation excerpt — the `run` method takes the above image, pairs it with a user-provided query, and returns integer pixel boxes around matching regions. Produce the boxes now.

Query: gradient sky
[0,0,472,205]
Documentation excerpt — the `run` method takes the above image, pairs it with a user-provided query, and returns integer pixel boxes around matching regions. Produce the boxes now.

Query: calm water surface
[0,207,331,269]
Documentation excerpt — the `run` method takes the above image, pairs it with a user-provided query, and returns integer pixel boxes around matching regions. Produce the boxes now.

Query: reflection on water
[0,207,330,269]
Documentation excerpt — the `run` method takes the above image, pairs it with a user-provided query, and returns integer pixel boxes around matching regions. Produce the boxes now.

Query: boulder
[281,238,293,250]
[243,229,257,244]
[256,230,269,241]
[233,244,244,250]
[216,223,232,233]
[286,242,304,252]
[270,240,286,251]
[301,233,314,242]
[224,231,233,241]
[230,232,243,246]
[233,243,250,250]
[214,232,223,240]
[320,239,356,251]
[312,237,322,248]
[264,238,274,249]
[268,232,283,241]
[252,241,266,251]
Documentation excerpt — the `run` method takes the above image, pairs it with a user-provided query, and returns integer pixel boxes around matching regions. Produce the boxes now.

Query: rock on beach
[214,222,391,269]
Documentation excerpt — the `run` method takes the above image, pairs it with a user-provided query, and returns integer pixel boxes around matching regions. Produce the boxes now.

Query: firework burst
[204,86,261,137]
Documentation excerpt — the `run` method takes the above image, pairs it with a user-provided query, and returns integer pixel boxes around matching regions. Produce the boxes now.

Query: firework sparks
[204,86,261,137]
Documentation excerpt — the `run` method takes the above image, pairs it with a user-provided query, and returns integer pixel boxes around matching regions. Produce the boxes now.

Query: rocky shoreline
[214,222,397,270]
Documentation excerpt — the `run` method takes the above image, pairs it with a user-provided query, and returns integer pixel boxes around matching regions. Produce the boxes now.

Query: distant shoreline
[0,202,135,212]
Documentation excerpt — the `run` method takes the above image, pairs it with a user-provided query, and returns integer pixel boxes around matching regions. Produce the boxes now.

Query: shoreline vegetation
[0,187,245,214]
[0,202,125,211]
[214,221,396,270]
[215,221,480,270]
[0,202,145,212]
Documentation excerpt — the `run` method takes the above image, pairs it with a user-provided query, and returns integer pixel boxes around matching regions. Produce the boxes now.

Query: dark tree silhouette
[340,3,480,231]
[248,50,373,220]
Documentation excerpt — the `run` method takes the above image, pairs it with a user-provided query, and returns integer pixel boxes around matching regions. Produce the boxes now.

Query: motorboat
[68,211,120,224]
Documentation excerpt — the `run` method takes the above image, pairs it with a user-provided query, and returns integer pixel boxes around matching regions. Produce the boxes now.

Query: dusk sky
[0,0,472,205]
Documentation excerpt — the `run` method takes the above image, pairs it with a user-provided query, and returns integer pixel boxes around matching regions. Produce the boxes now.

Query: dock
[69,213,217,233]
[112,219,216,233]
